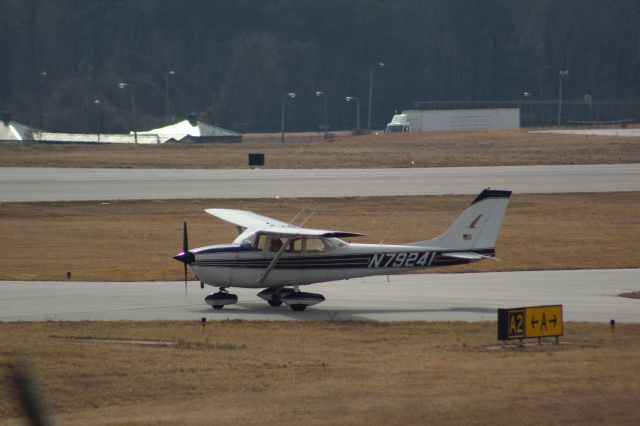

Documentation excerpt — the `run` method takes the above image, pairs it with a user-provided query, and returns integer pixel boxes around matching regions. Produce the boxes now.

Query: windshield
[233,229,259,248]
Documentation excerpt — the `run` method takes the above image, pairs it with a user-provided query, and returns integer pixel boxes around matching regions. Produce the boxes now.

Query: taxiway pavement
[1,164,639,202]
[2,269,638,322]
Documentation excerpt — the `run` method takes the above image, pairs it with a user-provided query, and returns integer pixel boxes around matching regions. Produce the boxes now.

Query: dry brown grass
[0,192,639,281]
[2,128,640,168]
[1,321,639,425]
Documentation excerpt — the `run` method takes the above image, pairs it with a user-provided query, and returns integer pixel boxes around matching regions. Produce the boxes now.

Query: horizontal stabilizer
[439,252,499,261]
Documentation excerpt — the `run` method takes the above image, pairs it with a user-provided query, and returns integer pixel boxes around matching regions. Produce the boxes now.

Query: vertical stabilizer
[407,189,512,251]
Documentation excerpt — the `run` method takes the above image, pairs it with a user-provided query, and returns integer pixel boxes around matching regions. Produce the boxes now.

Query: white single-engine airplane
[174,189,511,311]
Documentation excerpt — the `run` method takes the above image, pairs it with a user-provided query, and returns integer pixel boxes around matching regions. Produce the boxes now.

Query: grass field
[2,129,639,425]
[2,129,640,169]
[0,192,639,281]
[1,321,639,425]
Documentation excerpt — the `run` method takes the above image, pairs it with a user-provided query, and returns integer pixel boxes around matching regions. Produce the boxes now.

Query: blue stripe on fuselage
[193,244,250,254]
[193,248,495,269]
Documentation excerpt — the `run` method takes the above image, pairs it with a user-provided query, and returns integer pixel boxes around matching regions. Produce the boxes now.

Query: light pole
[165,70,175,121]
[367,62,384,130]
[521,92,531,127]
[37,70,47,129]
[316,91,328,140]
[280,92,296,143]
[345,96,361,130]
[118,82,138,144]
[94,99,102,142]
[557,70,569,126]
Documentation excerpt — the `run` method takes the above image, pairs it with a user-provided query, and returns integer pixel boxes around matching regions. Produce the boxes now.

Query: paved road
[1,164,638,202]
[2,269,638,322]
[535,129,640,137]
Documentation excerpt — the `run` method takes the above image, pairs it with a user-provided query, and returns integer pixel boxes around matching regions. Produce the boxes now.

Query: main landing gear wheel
[204,289,238,310]
[257,287,294,308]
[281,291,325,311]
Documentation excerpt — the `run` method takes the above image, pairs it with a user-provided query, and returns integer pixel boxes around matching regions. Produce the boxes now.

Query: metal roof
[1,118,240,144]
[138,119,241,141]
[0,120,37,141]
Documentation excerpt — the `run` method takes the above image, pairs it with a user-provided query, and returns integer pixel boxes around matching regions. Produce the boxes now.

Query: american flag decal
[463,234,472,240]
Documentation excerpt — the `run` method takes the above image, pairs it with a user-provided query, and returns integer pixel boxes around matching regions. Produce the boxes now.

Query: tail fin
[407,189,512,251]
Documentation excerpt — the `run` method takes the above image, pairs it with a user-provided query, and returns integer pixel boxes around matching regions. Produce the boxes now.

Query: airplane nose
[173,252,195,264]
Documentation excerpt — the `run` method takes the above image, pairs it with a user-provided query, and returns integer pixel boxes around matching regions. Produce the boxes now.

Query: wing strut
[257,237,291,285]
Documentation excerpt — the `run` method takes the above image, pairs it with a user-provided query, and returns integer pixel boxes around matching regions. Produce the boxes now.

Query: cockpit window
[234,230,265,250]
[286,238,302,253]
[304,237,328,252]
[268,237,284,252]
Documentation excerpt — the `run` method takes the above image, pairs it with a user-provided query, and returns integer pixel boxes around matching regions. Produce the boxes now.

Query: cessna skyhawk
[174,189,511,311]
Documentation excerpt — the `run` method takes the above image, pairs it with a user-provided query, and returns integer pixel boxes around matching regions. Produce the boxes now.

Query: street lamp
[37,70,47,129]
[367,62,384,130]
[345,96,361,130]
[118,82,138,144]
[521,92,532,127]
[280,92,296,143]
[94,99,102,142]
[316,91,328,140]
[165,70,175,121]
[557,70,569,126]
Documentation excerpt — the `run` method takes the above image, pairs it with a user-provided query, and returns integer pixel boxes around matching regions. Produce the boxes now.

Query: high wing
[204,208,366,238]
[205,208,292,229]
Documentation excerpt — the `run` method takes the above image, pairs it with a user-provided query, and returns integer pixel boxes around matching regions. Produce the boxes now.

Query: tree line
[1,0,638,133]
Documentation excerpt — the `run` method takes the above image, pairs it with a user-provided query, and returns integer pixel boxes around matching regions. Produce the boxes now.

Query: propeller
[173,219,195,298]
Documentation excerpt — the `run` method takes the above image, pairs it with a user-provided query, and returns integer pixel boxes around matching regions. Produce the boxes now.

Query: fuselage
[189,238,493,289]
